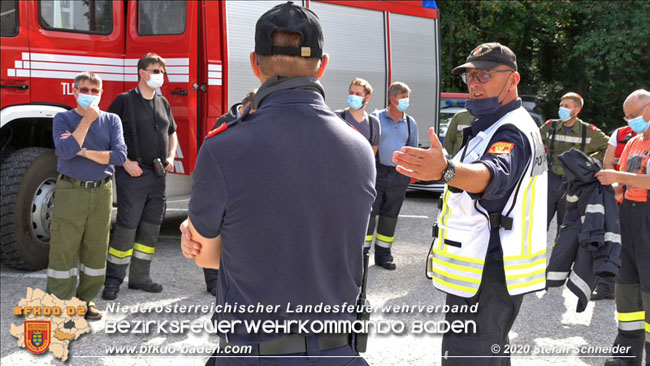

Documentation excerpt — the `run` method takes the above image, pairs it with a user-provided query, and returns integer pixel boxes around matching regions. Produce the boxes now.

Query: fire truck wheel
[0,148,57,270]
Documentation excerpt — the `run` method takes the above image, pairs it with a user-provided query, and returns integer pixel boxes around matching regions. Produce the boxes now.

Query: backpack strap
[127,90,143,163]
[406,115,413,146]
[580,122,587,152]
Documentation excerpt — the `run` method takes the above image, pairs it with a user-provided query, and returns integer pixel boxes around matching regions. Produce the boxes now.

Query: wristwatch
[440,159,456,183]
[81,148,87,158]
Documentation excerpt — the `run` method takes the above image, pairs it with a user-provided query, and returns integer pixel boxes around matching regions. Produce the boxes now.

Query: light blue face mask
[347,95,364,110]
[628,109,649,133]
[558,107,572,122]
[77,93,100,109]
[397,98,409,112]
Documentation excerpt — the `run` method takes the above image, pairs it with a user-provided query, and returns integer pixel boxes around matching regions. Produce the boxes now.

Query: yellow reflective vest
[427,107,548,297]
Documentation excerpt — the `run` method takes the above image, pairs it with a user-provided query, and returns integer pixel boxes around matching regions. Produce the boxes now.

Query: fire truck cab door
[1,0,30,109]
[126,0,199,175]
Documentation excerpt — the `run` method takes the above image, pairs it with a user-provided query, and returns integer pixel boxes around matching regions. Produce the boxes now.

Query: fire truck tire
[0,148,57,270]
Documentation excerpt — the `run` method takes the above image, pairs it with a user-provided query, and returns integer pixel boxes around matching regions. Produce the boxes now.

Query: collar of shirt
[377,109,407,124]
[556,118,584,134]
[254,86,327,111]
[253,76,325,110]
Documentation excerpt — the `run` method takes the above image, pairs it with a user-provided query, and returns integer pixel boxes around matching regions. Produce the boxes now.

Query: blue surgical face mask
[628,115,650,133]
[77,93,100,109]
[558,107,572,122]
[347,95,364,110]
[465,73,512,119]
[465,97,501,119]
[397,98,409,112]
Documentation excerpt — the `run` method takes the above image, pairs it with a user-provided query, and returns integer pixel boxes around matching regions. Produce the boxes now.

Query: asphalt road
[1,192,618,366]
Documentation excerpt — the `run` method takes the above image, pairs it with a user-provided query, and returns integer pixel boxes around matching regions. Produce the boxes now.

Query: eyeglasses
[145,68,166,74]
[77,87,102,95]
[461,69,513,84]
[624,104,649,122]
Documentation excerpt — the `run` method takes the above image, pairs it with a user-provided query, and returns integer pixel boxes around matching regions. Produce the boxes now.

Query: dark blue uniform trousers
[441,258,524,366]
[367,163,411,263]
[205,337,367,366]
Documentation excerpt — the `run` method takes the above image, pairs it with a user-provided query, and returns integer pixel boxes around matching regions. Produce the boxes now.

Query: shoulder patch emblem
[589,124,596,131]
[545,119,553,125]
[488,141,515,155]
[207,122,228,138]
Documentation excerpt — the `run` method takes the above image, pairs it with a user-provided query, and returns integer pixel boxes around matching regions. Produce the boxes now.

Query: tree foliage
[437,0,650,131]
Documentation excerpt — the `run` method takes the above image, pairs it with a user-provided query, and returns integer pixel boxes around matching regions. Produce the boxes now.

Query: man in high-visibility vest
[394,42,547,366]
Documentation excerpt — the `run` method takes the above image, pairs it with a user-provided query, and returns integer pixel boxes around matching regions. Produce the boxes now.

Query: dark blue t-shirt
[458,99,532,259]
[52,109,127,181]
[189,85,376,344]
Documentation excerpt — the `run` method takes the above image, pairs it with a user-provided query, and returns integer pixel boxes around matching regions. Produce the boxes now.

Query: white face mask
[146,73,164,89]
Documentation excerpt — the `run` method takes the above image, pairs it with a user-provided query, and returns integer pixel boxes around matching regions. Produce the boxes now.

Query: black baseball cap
[451,42,517,74]
[255,1,323,58]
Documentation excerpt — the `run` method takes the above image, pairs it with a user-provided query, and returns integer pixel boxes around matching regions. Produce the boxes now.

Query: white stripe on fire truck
[25,53,189,67]
[207,64,223,86]
[10,53,201,84]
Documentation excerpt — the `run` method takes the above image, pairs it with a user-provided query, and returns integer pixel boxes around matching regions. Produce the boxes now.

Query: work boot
[102,285,120,300]
[128,279,163,293]
[129,254,161,292]
[85,305,103,321]
[375,246,396,270]
[207,286,217,296]
[376,260,397,270]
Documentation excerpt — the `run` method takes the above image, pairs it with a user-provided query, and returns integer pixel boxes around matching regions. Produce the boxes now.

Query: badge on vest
[487,141,514,154]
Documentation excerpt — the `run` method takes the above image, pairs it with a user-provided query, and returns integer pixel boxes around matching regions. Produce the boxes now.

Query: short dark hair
[256,31,321,78]
[137,53,166,81]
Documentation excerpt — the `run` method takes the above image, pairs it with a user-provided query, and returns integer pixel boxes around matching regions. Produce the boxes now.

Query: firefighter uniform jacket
[427,106,548,298]
[540,118,609,176]
[546,148,621,312]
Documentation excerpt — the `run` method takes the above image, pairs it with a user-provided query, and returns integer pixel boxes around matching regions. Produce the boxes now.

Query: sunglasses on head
[77,87,101,94]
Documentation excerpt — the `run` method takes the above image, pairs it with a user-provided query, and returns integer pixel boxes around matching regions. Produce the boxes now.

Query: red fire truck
[0,0,440,270]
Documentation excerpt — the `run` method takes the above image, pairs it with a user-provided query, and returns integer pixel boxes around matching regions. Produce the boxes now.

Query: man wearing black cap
[180,2,374,365]
[394,42,547,365]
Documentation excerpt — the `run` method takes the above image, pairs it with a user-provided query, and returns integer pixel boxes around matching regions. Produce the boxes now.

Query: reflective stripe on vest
[504,250,546,293]
[546,133,592,145]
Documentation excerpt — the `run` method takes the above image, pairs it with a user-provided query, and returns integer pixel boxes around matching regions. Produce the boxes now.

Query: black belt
[622,199,650,207]
[60,174,110,188]
[219,333,350,356]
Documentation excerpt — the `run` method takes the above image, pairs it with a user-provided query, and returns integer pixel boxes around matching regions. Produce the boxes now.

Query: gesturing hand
[392,127,447,181]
